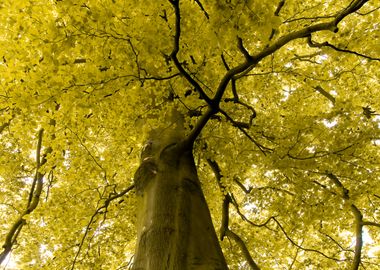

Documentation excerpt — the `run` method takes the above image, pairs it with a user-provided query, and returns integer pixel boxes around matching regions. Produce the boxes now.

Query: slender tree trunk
[132,129,227,270]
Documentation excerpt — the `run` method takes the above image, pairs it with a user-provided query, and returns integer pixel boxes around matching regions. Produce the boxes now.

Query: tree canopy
[0,0,379,269]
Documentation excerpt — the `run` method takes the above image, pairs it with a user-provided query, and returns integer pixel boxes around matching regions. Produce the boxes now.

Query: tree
[0,0,379,269]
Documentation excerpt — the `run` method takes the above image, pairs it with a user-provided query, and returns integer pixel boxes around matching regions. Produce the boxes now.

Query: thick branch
[0,218,26,264]
[213,0,369,111]
[274,0,286,16]
[183,107,215,148]
[221,54,239,102]
[326,173,363,270]
[169,0,217,148]
[225,229,260,270]
[335,0,369,24]
[182,0,368,150]
[351,205,364,270]
[237,37,253,61]
[220,196,230,241]
[0,121,10,134]
[221,54,256,128]
[0,129,46,264]
[206,159,230,240]
[252,21,338,61]
[206,159,260,269]
[26,129,44,208]
[168,0,212,105]
[362,221,380,228]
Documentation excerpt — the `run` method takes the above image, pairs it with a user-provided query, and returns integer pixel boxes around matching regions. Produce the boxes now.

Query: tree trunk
[132,129,227,270]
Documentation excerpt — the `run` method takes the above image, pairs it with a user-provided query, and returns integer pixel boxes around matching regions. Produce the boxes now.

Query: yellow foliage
[0,0,379,269]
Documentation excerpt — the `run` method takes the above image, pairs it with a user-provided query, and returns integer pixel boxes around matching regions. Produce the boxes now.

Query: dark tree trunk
[132,129,227,270]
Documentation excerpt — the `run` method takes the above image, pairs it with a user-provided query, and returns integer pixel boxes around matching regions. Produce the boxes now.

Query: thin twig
[273,217,344,261]
[194,0,209,19]
[70,184,134,270]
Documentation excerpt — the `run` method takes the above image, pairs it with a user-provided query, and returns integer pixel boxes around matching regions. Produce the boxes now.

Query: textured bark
[132,130,227,270]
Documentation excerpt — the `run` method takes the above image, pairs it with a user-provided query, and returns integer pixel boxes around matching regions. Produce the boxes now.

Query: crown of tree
[0,0,379,269]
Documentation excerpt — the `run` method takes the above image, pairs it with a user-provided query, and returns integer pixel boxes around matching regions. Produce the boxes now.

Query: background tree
[1,0,379,269]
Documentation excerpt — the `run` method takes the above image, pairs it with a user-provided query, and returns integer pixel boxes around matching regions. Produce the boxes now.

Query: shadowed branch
[0,129,47,264]
[307,35,380,61]
[326,173,364,270]
[168,0,212,105]
[207,159,261,270]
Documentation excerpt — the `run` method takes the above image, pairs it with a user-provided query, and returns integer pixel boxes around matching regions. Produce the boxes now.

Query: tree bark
[132,129,227,270]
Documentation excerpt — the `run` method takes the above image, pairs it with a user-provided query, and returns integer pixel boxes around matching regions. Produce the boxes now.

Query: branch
[225,229,260,270]
[169,0,216,148]
[350,209,363,270]
[168,0,212,105]
[319,230,354,253]
[224,98,257,127]
[221,54,256,127]
[356,6,380,15]
[26,129,44,208]
[220,195,230,241]
[183,107,215,148]
[212,0,369,112]
[312,180,338,196]
[307,35,380,61]
[219,109,272,155]
[237,37,253,61]
[181,0,368,149]
[206,159,229,239]
[0,218,26,264]
[289,245,301,270]
[275,0,285,16]
[272,217,344,261]
[233,204,275,228]
[0,121,10,134]
[234,177,252,194]
[287,143,354,160]
[0,129,46,264]
[362,221,380,228]
[68,127,108,183]
[220,54,238,100]
[206,159,260,269]
[326,173,363,270]
[254,186,295,197]
[251,20,339,61]
[335,0,368,24]
[292,52,322,64]
[314,86,336,104]
[194,0,209,19]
